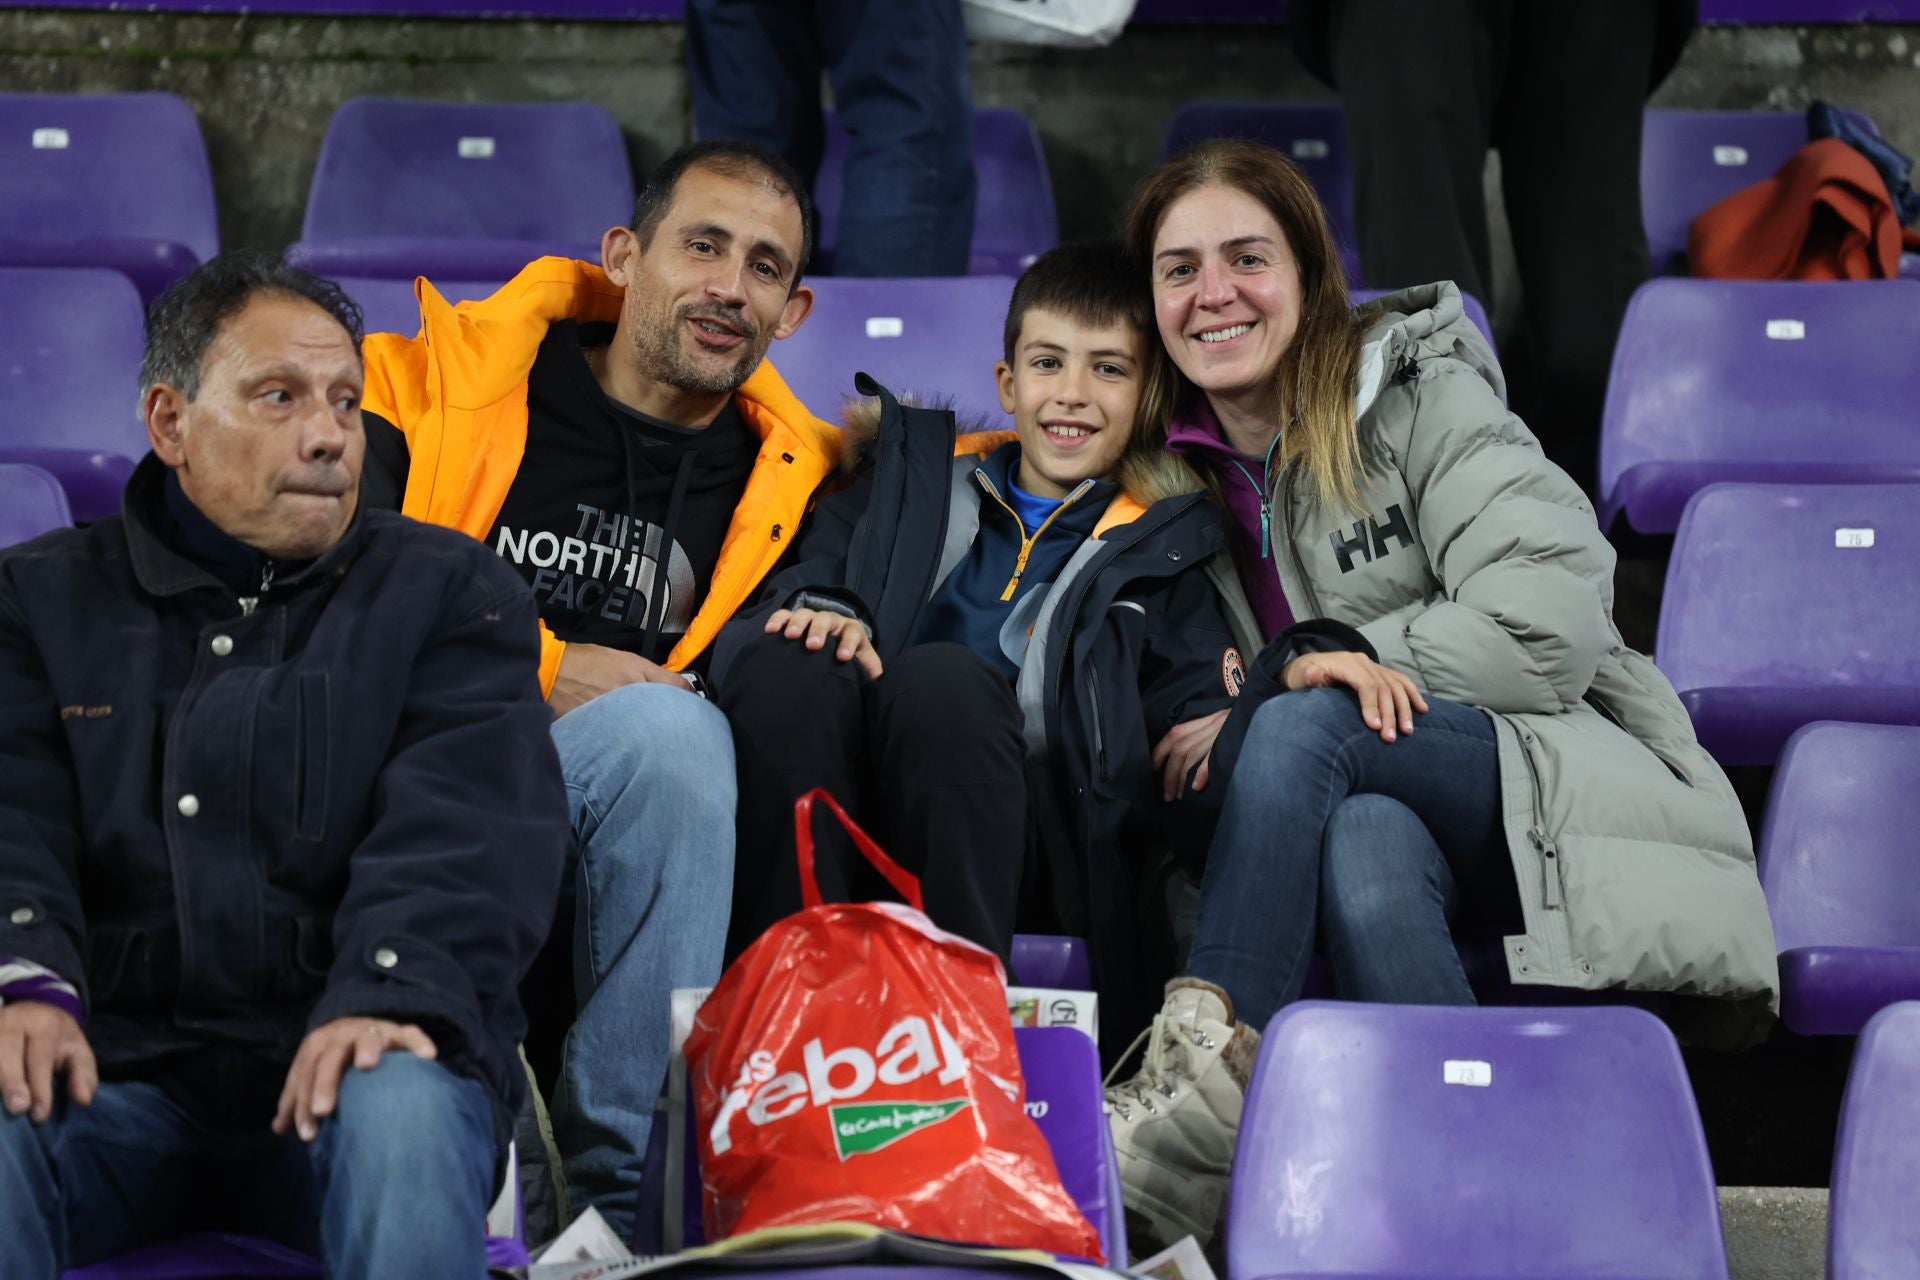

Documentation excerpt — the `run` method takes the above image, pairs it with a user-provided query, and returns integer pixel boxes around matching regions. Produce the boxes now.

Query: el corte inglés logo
[829,1097,972,1160]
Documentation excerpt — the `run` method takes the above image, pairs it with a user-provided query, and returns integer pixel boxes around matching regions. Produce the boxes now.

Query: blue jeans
[0,1052,493,1278]
[686,0,977,276]
[547,683,735,1243]
[1188,689,1519,1032]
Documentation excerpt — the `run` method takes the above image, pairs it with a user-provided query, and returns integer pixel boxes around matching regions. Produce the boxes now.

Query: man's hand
[1282,651,1429,742]
[550,641,692,717]
[1153,708,1232,801]
[272,1017,437,1142]
[0,1003,96,1123]
[765,607,883,680]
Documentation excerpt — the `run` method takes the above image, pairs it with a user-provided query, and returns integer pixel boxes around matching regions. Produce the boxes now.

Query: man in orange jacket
[357,140,842,1242]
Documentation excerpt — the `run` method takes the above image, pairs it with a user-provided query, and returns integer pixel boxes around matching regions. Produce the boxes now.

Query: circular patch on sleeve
[1222,647,1247,696]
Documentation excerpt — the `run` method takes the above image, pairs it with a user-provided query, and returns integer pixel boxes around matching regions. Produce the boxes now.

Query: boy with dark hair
[713,243,1257,1026]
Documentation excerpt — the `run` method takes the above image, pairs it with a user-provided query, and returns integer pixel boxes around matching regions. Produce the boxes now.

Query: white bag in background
[963,0,1140,49]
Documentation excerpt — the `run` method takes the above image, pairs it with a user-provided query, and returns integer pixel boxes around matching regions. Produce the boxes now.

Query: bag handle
[794,788,925,912]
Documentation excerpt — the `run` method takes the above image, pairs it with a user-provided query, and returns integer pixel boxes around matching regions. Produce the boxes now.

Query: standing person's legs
[1495,1,1659,497]
[307,1053,496,1280]
[817,0,977,276]
[546,683,736,1244]
[684,0,826,183]
[1185,689,1504,1032]
[862,643,1026,962]
[718,637,870,957]
[0,1080,205,1274]
[1328,0,1506,296]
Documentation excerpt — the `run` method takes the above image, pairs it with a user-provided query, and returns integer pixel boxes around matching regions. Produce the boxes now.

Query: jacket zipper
[975,473,1095,601]
[1084,669,1107,780]
[1516,730,1564,909]
[1223,431,1285,561]
[238,561,276,617]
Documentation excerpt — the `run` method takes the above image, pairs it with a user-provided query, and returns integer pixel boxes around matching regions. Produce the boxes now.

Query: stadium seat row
[2,89,1887,300]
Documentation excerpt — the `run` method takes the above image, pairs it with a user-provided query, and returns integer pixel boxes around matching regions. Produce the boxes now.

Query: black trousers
[719,640,1026,964]
[1328,0,1660,496]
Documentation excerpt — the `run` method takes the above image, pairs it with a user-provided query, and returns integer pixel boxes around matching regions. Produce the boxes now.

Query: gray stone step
[1723,1187,1829,1280]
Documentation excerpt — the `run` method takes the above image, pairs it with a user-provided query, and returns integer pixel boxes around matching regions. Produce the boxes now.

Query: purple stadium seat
[333,274,508,339]
[1759,722,1920,1035]
[1161,101,1361,285]
[768,275,1015,424]
[0,266,146,522]
[1598,278,1920,535]
[813,107,1056,277]
[1011,934,1093,991]
[1353,285,1497,356]
[1657,483,1920,766]
[1230,1002,1726,1280]
[0,463,73,547]
[655,1025,1122,1261]
[0,92,218,302]
[1829,1002,1920,1280]
[61,1234,527,1279]
[287,98,634,281]
[1641,108,1812,276]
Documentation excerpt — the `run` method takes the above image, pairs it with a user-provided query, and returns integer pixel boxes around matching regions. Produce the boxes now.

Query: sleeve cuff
[0,958,84,1026]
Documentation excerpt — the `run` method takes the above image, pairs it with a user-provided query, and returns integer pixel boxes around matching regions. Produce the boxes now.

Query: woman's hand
[1152,708,1232,801]
[1283,651,1428,742]
[765,607,883,680]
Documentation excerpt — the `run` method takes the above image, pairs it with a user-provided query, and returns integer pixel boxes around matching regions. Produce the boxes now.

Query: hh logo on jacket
[1328,504,1415,573]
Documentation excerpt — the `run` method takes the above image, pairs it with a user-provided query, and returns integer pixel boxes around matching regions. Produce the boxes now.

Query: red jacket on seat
[1689,136,1920,280]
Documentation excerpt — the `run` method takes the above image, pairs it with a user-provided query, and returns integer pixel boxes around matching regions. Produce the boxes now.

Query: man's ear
[602,225,639,286]
[772,282,815,341]
[145,384,190,468]
[995,360,1017,416]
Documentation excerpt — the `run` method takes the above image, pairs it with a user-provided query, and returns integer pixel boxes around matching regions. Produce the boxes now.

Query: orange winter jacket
[360,256,844,694]
[1689,136,1920,281]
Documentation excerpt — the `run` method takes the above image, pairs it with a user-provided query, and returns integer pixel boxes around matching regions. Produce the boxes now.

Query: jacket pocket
[294,671,330,841]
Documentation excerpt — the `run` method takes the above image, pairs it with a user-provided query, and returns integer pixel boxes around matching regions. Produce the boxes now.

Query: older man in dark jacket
[0,251,568,1279]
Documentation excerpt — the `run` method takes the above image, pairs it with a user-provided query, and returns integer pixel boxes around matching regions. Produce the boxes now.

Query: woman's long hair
[1124,138,1369,514]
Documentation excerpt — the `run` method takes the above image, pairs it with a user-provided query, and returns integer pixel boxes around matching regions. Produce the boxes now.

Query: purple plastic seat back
[0,91,217,301]
[767,275,1015,424]
[0,463,73,547]
[1657,482,1920,766]
[1161,101,1361,285]
[61,1233,526,1279]
[1011,934,1093,991]
[1352,285,1496,356]
[334,274,509,340]
[813,107,1056,277]
[290,97,634,280]
[1641,108,1810,276]
[1598,278,1920,534]
[1830,1002,1920,1280]
[0,266,146,522]
[1231,1002,1726,1280]
[1759,722,1920,1035]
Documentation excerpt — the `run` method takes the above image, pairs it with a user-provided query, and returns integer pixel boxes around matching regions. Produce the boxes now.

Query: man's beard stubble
[632,298,770,398]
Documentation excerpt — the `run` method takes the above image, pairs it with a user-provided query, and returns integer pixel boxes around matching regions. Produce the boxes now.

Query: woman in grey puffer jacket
[1103,139,1779,1252]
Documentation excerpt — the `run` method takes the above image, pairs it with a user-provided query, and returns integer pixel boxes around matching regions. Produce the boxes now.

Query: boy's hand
[1153,708,1231,801]
[766,607,883,680]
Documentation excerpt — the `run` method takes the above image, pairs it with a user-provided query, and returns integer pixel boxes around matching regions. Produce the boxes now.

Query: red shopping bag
[684,789,1103,1261]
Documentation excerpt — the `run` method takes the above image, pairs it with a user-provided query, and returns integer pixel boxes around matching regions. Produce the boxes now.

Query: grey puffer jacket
[1263,282,1778,1045]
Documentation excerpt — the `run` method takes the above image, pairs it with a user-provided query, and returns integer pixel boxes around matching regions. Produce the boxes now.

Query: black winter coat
[0,458,568,1149]
[712,380,1255,1056]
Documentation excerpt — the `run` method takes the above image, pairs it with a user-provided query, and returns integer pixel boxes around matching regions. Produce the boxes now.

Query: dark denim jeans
[1188,688,1521,1032]
[0,1051,494,1279]
[686,0,977,276]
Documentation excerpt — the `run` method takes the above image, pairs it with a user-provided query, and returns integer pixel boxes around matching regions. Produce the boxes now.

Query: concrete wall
[2,9,1915,268]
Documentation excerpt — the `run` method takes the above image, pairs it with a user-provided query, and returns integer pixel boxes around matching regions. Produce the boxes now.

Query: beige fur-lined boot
[1103,978,1261,1251]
